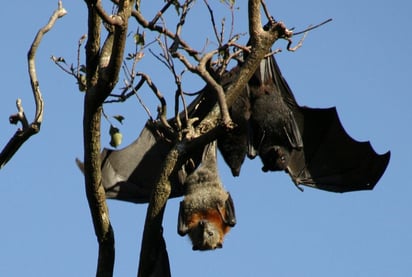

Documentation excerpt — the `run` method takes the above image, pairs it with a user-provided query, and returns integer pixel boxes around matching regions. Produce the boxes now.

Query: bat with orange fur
[178,140,236,251]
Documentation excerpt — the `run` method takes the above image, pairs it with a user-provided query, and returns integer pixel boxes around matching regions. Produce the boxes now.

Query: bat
[78,52,390,202]
[248,54,390,192]
[98,123,188,203]
[177,140,236,250]
[88,83,219,203]
[217,82,252,177]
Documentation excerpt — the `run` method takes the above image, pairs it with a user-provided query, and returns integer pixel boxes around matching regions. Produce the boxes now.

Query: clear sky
[1,1,411,276]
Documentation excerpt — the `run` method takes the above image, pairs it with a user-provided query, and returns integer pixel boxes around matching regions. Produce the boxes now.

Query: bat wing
[99,86,215,203]
[100,124,185,203]
[286,107,390,193]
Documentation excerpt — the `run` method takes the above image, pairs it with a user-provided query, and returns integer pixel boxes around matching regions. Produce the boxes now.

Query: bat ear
[223,193,236,227]
[177,201,189,236]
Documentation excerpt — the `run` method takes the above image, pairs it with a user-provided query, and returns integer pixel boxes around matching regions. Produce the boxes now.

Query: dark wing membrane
[101,125,184,203]
[266,55,300,109]
[286,107,390,193]
[265,55,303,148]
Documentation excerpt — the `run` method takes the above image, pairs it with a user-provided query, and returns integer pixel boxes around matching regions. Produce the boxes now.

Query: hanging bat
[248,54,390,192]
[217,81,252,177]
[78,52,390,201]
[177,140,236,251]
[82,83,219,203]
[96,123,188,203]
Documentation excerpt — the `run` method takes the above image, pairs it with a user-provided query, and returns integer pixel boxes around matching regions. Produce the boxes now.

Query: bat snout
[260,145,290,171]
[189,220,224,251]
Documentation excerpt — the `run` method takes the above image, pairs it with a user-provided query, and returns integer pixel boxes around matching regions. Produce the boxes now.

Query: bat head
[260,145,291,172]
[178,193,236,251]
[189,220,224,251]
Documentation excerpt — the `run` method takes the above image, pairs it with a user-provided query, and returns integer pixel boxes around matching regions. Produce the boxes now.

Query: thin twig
[293,18,333,35]
[133,84,154,121]
[132,7,201,60]
[286,30,308,52]
[149,0,174,26]
[137,72,172,130]
[95,0,125,26]
[77,34,87,79]
[51,56,72,75]
[204,0,222,46]
[260,0,275,24]
[0,1,67,169]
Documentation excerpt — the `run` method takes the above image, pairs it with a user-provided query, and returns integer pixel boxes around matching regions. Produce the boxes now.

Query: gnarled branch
[82,0,133,276]
[0,1,67,169]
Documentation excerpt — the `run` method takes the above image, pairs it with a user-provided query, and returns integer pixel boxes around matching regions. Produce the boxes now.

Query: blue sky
[1,1,411,276]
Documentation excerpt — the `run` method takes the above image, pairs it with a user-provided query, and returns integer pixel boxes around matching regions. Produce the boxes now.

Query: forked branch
[0,1,67,169]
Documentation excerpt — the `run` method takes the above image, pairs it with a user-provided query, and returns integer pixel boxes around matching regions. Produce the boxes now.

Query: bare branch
[0,1,67,169]
[197,51,232,127]
[285,18,333,51]
[169,0,195,55]
[77,34,87,79]
[133,7,200,59]
[204,0,222,46]
[95,0,125,26]
[260,0,274,24]
[248,0,263,37]
[51,34,87,91]
[190,0,293,141]
[286,30,308,52]
[293,18,333,35]
[174,81,185,132]
[82,0,133,276]
[153,33,189,129]
[137,72,172,130]
[173,48,232,128]
[138,146,179,277]
[28,0,67,123]
[51,55,72,75]
[149,0,175,26]
[133,84,155,121]
[9,99,29,129]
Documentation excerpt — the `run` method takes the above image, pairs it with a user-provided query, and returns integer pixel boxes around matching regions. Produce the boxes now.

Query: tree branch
[95,0,125,26]
[137,144,178,276]
[82,0,132,276]
[0,1,67,169]
[136,72,172,130]
[132,7,200,60]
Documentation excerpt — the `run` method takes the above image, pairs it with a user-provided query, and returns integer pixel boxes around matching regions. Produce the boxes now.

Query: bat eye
[207,231,214,237]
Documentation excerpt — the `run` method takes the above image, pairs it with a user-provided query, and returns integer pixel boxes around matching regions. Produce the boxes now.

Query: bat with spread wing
[78,53,390,202]
[78,82,220,203]
[245,55,390,192]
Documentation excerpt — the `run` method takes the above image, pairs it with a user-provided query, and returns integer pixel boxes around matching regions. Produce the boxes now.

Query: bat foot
[221,119,236,131]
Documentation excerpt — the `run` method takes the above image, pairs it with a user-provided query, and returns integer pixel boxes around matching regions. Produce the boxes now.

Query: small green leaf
[109,125,122,148]
[134,33,145,46]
